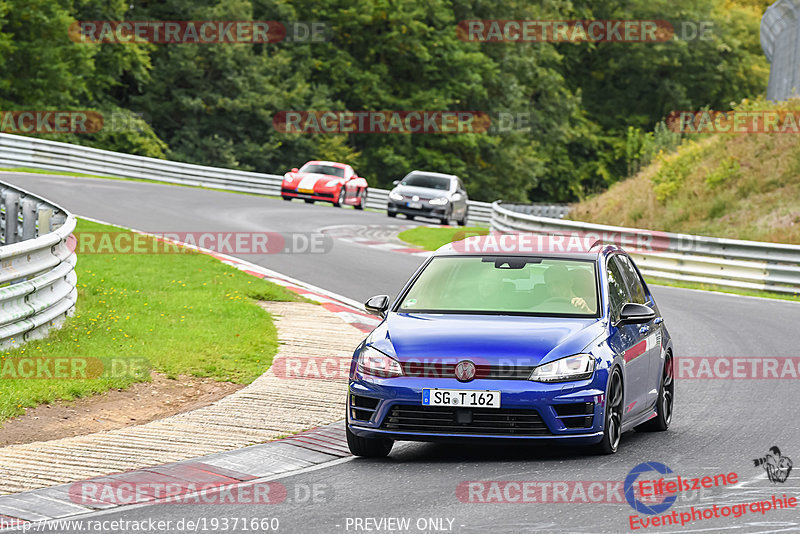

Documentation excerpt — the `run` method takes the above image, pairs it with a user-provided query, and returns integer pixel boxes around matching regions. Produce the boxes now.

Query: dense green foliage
[0,0,769,201]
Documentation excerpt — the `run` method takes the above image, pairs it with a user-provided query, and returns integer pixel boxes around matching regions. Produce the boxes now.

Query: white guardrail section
[0,134,572,226]
[493,202,800,294]
[0,180,77,349]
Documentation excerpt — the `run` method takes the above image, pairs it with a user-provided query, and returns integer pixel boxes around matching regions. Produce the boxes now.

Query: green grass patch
[0,218,301,422]
[397,226,489,251]
[0,167,111,179]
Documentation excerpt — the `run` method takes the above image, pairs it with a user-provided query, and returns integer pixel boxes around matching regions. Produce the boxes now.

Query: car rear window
[400,174,452,190]
[300,164,345,177]
[398,256,599,317]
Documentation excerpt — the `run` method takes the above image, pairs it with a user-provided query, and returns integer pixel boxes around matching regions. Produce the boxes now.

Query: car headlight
[357,346,403,378]
[389,191,404,201]
[529,354,595,382]
[429,197,449,205]
[284,176,293,183]
[326,179,340,187]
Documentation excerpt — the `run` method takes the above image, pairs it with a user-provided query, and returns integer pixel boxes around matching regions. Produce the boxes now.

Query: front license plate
[422,389,501,408]
[407,201,422,209]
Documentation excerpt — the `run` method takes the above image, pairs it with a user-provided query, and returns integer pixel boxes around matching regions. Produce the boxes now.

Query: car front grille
[401,362,534,380]
[380,404,551,436]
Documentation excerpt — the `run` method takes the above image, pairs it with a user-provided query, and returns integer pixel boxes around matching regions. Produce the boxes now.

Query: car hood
[368,313,605,367]
[392,185,449,199]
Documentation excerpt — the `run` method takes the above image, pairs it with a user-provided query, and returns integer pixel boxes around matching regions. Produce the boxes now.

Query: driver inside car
[543,264,592,313]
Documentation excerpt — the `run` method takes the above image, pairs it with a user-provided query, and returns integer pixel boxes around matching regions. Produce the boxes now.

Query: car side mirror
[392,180,400,185]
[291,168,299,173]
[452,193,462,201]
[365,295,390,318]
[618,303,656,325]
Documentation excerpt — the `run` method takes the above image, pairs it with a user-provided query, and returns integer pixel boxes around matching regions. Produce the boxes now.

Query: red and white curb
[0,422,350,528]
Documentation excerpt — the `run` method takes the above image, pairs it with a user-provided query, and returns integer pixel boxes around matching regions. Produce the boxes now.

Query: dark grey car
[387,171,469,225]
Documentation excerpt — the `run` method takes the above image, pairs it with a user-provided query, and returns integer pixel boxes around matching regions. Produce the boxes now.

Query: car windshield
[398,256,599,317]
[300,164,345,177]
[400,174,452,190]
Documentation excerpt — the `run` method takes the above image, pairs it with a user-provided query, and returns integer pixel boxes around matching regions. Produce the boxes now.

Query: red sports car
[281,161,368,209]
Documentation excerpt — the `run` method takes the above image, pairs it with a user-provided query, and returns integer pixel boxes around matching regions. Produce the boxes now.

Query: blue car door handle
[639,325,650,334]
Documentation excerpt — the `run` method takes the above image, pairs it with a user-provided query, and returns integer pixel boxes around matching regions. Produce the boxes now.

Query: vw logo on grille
[454,360,476,382]
[412,195,420,201]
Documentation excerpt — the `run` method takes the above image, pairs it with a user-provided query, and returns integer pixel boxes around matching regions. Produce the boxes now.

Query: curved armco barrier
[0,133,572,226]
[0,181,77,349]
[492,201,800,294]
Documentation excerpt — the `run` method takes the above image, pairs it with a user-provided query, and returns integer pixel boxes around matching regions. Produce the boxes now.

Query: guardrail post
[37,207,53,236]
[2,191,20,245]
[20,198,37,240]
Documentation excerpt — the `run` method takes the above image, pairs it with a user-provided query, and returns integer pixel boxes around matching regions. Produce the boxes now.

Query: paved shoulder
[0,302,360,495]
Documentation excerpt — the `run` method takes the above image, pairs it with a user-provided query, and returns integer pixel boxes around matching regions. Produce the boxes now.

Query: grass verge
[397,226,489,251]
[645,277,800,302]
[0,218,301,422]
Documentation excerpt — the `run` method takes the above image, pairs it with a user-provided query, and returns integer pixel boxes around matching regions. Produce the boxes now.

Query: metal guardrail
[492,201,800,294]
[0,133,571,227]
[0,181,77,349]
[761,0,800,102]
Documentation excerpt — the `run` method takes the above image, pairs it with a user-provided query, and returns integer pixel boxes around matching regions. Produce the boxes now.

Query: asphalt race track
[5,172,800,533]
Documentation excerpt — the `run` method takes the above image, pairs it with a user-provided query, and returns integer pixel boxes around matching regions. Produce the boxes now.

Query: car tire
[387,211,397,218]
[334,187,345,207]
[635,351,674,432]
[346,424,393,458]
[355,189,367,210]
[304,199,314,204]
[282,196,291,202]
[406,214,415,221]
[457,210,468,226]
[594,368,623,455]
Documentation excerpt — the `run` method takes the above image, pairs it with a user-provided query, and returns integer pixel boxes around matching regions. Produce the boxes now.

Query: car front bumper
[387,201,448,218]
[282,187,336,202]
[346,371,608,444]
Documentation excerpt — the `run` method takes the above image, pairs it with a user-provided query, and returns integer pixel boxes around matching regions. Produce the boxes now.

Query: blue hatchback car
[346,235,674,457]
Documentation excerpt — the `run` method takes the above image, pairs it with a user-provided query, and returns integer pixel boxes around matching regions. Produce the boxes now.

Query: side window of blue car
[616,255,648,305]
[606,257,629,323]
